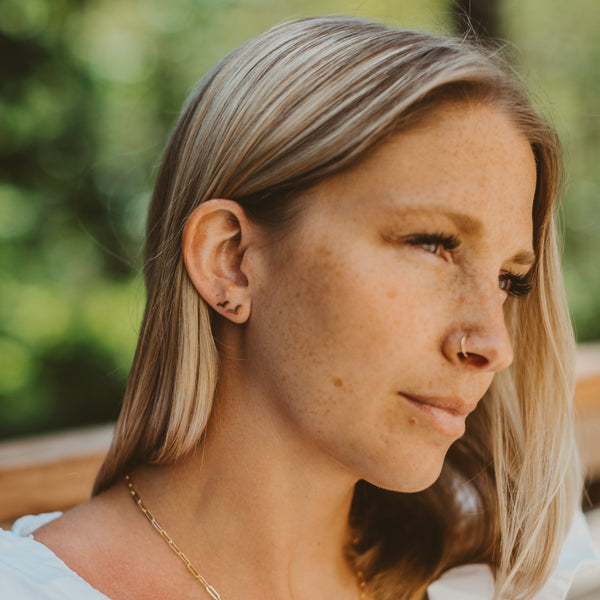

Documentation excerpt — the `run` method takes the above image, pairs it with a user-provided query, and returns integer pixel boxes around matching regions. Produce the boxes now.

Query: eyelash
[406,232,460,254]
[406,233,534,298]
[498,271,533,297]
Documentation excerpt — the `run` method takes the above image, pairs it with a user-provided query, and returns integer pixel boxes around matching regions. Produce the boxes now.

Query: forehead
[307,100,537,248]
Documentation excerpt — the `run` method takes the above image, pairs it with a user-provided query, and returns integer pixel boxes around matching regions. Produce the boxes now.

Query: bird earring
[216,300,242,315]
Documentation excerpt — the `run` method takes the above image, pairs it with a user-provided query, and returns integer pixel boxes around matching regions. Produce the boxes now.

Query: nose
[443,285,514,373]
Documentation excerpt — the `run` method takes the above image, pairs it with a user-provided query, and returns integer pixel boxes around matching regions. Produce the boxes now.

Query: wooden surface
[575,343,600,486]
[0,423,113,528]
[576,378,600,485]
[0,346,598,531]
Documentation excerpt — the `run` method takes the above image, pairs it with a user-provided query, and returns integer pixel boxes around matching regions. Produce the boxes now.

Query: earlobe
[182,199,252,323]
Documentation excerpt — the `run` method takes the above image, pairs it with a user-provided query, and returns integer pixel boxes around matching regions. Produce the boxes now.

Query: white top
[0,511,596,599]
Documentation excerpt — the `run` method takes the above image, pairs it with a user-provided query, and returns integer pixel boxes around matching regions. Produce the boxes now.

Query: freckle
[332,377,343,388]
[386,289,397,299]
[409,417,417,425]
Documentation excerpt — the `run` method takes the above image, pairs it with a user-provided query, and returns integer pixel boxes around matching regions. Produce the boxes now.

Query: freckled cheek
[262,249,453,389]
[316,267,429,355]
[381,273,448,325]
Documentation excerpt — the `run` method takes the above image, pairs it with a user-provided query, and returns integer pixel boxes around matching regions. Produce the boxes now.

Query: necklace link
[206,585,222,600]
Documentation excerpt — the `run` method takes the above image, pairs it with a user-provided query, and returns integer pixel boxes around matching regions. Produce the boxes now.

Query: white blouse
[0,511,596,599]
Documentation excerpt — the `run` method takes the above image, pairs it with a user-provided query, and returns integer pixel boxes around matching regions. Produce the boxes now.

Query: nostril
[453,329,513,372]
[444,330,512,371]
[459,352,488,368]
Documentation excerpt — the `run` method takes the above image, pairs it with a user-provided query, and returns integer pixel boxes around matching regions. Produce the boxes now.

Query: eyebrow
[444,211,482,235]
[390,207,537,266]
[510,249,536,266]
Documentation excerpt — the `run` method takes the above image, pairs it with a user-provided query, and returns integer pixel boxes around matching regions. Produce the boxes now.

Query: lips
[399,392,477,437]
[403,393,477,416]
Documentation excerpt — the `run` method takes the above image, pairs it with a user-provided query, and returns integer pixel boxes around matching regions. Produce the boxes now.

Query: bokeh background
[1,0,599,440]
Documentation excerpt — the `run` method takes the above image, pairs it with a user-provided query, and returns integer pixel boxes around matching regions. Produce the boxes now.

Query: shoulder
[0,513,111,600]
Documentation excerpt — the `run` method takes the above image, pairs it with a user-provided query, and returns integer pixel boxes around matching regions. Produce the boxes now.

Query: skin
[34,100,537,600]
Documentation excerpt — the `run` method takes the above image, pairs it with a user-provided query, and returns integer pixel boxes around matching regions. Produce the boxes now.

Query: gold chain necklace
[125,474,367,600]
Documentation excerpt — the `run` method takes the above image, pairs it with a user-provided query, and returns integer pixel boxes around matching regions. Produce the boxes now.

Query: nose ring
[460,335,469,359]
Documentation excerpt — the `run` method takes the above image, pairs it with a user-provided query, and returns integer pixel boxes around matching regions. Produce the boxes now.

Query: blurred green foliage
[503,0,600,342]
[0,0,598,440]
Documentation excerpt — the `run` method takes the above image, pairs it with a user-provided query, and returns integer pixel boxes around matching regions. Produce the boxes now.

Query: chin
[362,458,446,494]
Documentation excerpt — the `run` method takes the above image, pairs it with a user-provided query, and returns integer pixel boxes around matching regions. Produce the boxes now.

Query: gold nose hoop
[460,335,469,359]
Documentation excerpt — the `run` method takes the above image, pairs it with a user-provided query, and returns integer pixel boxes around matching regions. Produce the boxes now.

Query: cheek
[257,242,446,392]
[247,244,460,491]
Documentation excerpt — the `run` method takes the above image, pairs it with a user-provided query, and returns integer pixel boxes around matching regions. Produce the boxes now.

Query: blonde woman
[0,16,595,600]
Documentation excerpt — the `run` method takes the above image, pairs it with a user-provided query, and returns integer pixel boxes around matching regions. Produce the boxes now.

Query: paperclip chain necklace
[125,474,368,600]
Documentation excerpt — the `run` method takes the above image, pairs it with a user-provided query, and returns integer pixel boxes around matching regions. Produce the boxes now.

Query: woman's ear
[182,199,254,323]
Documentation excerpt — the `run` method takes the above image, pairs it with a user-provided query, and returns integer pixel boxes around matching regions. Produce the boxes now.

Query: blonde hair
[94,17,581,599]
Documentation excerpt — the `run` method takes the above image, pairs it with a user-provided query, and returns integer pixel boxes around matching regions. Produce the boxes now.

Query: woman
[0,16,595,600]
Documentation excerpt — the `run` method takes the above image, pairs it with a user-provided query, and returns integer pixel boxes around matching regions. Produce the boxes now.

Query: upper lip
[400,393,478,417]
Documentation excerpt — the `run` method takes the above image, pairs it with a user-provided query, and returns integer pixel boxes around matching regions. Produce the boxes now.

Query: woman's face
[243,100,537,492]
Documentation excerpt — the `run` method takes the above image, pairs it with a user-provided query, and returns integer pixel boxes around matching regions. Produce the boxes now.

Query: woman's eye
[407,233,460,255]
[498,271,534,297]
[419,241,441,254]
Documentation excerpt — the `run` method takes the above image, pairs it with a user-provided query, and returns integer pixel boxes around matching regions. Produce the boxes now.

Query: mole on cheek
[332,377,343,388]
[409,417,417,425]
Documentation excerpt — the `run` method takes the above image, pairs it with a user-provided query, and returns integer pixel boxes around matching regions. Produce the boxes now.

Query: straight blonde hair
[94,17,581,599]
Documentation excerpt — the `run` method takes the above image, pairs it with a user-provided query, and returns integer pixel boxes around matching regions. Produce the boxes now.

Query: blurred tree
[0,0,151,438]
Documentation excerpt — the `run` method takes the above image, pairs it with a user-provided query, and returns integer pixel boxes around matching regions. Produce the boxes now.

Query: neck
[129,369,362,600]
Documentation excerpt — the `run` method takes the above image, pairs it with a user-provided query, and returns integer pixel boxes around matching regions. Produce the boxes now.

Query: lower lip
[401,395,467,437]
